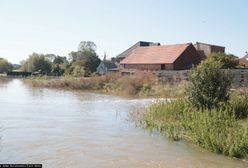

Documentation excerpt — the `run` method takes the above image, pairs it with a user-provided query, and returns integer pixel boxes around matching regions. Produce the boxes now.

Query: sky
[0,0,247,64]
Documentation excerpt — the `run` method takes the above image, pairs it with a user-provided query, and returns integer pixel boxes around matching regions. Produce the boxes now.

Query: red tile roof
[239,58,248,67]
[120,43,191,64]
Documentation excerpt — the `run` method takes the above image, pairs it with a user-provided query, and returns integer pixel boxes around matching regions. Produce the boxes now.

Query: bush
[186,61,232,109]
[206,52,239,69]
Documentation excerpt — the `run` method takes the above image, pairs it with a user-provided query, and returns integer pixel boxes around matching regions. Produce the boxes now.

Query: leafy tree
[21,53,52,74]
[68,41,100,76]
[53,56,68,64]
[186,61,232,109]
[44,54,56,62]
[205,52,239,69]
[0,58,13,73]
[78,41,97,53]
[72,65,85,77]
[51,64,65,76]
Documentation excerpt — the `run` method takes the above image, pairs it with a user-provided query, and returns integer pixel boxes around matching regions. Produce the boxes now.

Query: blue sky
[0,0,247,64]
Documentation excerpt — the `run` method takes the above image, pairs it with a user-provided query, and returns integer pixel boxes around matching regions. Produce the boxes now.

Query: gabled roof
[120,43,192,64]
[243,52,248,59]
[117,41,160,59]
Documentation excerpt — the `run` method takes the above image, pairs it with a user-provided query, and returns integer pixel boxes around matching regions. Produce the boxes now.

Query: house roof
[120,43,192,64]
[243,52,248,59]
[117,41,160,59]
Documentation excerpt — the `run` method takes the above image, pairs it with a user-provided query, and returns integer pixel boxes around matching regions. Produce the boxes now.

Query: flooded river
[0,79,247,168]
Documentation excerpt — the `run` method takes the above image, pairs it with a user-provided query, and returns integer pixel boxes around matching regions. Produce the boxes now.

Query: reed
[26,72,186,98]
[140,97,248,159]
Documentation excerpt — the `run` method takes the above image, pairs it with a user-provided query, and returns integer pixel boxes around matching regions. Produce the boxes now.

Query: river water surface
[0,79,247,168]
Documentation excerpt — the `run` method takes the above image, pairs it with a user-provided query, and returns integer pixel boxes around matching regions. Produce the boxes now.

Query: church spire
[103,52,106,62]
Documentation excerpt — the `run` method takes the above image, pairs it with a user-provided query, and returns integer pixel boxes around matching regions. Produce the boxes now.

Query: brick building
[239,52,248,68]
[120,43,201,72]
[194,42,225,59]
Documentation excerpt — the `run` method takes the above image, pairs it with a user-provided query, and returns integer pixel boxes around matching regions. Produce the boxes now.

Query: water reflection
[0,79,247,168]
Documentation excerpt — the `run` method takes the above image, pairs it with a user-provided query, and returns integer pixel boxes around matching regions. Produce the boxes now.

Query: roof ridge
[134,43,192,48]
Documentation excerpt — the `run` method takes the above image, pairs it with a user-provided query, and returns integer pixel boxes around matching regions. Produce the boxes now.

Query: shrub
[206,52,239,69]
[186,61,232,109]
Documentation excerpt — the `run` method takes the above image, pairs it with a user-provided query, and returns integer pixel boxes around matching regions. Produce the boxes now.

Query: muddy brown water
[0,79,247,168]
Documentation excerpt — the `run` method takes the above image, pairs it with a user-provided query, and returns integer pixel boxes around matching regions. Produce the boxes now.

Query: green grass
[139,98,248,159]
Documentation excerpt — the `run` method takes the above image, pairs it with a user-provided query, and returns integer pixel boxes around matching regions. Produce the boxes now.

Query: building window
[161,64,165,70]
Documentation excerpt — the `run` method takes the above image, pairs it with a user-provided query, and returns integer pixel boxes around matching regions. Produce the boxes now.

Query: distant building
[239,52,248,68]
[116,41,160,62]
[120,43,201,72]
[97,54,118,75]
[194,42,225,59]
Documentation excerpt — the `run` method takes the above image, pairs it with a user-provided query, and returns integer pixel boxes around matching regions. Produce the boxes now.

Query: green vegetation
[20,41,101,77]
[143,99,248,159]
[138,53,248,159]
[205,52,239,69]
[66,41,100,77]
[186,61,232,109]
[21,53,53,74]
[0,58,13,73]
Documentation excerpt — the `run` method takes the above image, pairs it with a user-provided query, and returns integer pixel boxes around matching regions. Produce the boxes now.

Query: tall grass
[141,98,248,159]
[27,72,185,98]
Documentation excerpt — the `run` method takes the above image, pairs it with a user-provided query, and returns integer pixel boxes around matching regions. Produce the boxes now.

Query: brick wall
[156,69,248,87]
[174,44,202,70]
[120,63,174,71]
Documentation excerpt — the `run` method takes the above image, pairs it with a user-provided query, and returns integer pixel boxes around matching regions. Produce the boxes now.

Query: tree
[51,64,65,76]
[186,60,232,109]
[78,41,97,53]
[21,53,52,74]
[53,56,68,64]
[205,52,239,69]
[68,41,101,76]
[0,58,13,73]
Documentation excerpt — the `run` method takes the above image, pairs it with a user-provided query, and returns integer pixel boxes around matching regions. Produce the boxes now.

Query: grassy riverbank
[25,73,185,98]
[139,96,248,160]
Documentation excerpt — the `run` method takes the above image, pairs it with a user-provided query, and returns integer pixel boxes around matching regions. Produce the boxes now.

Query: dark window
[161,64,165,70]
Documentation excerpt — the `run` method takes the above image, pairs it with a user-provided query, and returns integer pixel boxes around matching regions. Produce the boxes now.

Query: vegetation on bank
[0,58,13,73]
[20,41,101,77]
[137,53,248,159]
[26,72,186,98]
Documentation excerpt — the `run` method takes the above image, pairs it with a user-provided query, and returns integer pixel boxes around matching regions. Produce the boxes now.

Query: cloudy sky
[0,0,247,64]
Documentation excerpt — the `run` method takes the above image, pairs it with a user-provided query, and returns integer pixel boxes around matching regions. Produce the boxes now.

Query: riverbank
[136,99,248,160]
[134,90,248,160]
[24,73,186,98]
